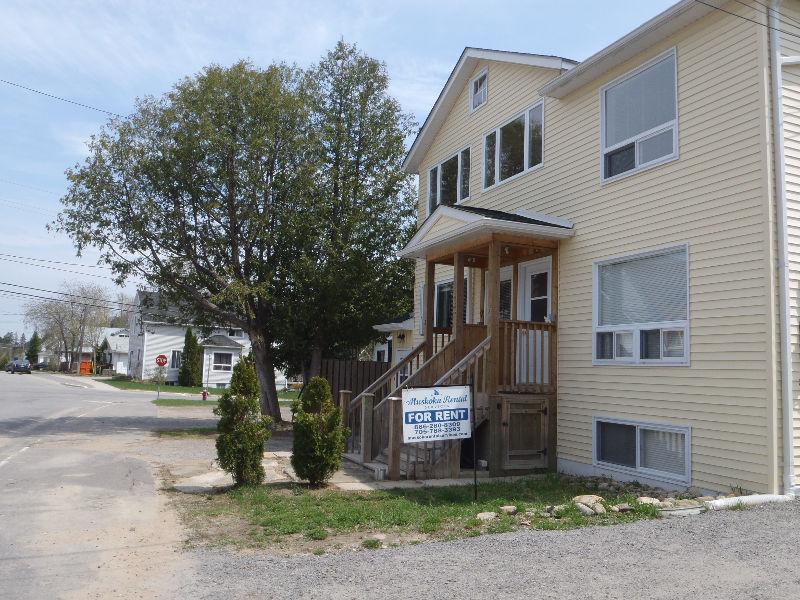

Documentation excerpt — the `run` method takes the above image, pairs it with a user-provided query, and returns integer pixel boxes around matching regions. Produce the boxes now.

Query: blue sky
[0,0,676,337]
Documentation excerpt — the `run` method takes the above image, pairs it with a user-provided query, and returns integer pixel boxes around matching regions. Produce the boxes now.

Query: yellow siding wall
[413,5,779,492]
[781,1,800,485]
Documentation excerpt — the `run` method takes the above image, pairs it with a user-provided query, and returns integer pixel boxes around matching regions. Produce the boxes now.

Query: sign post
[155,354,168,401]
[401,384,477,500]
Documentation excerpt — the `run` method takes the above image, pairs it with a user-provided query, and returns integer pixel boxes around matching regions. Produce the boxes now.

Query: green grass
[105,378,300,402]
[153,398,219,407]
[102,379,226,395]
[185,474,659,549]
[156,427,218,438]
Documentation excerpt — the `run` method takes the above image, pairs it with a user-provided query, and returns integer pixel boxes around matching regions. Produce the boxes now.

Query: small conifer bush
[291,376,349,487]
[214,354,272,485]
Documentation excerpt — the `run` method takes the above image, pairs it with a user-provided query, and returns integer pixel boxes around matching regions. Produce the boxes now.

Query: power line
[0,178,59,196]
[694,0,800,41]
[0,288,130,312]
[0,197,59,217]
[0,252,112,271]
[733,0,800,30]
[0,281,138,308]
[0,78,121,118]
[0,256,115,280]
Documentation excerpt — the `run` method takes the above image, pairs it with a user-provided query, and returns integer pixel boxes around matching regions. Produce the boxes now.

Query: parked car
[6,359,31,374]
[31,361,48,371]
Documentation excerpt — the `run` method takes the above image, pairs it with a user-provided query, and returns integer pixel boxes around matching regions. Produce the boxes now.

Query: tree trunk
[308,338,324,379]
[250,332,281,422]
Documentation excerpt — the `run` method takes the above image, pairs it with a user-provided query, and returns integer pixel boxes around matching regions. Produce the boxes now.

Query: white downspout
[769,0,796,495]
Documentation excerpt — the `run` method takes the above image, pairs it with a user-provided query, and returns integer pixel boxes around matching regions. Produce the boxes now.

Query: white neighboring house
[99,327,130,375]
[128,291,251,388]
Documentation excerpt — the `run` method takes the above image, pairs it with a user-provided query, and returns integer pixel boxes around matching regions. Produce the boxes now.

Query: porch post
[425,260,435,360]
[486,239,502,476]
[511,263,519,321]
[453,252,465,357]
[486,240,501,395]
[479,268,486,325]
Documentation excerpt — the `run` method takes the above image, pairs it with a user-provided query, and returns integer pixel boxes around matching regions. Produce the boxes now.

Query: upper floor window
[470,69,488,111]
[602,50,677,180]
[594,245,688,364]
[428,148,471,213]
[227,328,243,338]
[483,100,544,189]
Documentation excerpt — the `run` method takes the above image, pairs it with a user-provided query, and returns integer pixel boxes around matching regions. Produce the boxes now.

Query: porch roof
[399,205,574,261]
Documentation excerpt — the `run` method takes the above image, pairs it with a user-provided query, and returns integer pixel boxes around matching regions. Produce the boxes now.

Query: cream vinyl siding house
[396,0,800,494]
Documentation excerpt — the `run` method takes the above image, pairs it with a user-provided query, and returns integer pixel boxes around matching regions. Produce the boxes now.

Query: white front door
[516,257,552,385]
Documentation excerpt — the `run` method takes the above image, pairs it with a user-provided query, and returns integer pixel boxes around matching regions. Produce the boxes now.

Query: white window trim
[212,352,233,371]
[592,243,690,366]
[600,47,679,184]
[433,278,472,329]
[428,145,471,215]
[469,68,488,113]
[592,416,692,486]
[482,99,545,191]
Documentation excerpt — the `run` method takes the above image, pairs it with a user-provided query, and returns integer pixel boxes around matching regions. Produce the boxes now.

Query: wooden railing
[434,335,491,392]
[432,327,452,354]
[345,342,426,456]
[371,338,458,461]
[498,320,556,394]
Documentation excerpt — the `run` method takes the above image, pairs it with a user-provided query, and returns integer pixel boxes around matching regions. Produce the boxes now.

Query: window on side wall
[595,418,690,484]
[212,352,233,371]
[470,70,488,111]
[602,50,677,180]
[483,100,544,188]
[594,245,688,364]
[428,148,471,214]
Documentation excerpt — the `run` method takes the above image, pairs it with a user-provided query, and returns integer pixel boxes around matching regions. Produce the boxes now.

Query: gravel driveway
[185,500,800,599]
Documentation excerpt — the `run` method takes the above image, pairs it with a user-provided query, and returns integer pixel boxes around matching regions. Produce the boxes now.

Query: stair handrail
[350,341,426,412]
[434,335,492,386]
[373,338,457,413]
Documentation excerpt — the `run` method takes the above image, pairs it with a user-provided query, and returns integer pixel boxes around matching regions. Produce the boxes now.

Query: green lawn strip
[101,379,226,395]
[157,427,218,438]
[188,474,659,546]
[153,398,220,407]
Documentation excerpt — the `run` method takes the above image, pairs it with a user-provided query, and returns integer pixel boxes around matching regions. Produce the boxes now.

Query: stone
[637,496,661,506]
[609,505,620,513]
[476,511,498,522]
[576,502,595,516]
[573,494,604,506]
[697,496,715,502]
[685,486,703,497]
[597,482,612,491]
[675,499,702,508]
[499,505,518,515]
[592,503,606,515]
[613,503,633,513]
[518,518,531,527]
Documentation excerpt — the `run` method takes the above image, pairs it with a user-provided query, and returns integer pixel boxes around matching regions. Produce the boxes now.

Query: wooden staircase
[343,329,492,480]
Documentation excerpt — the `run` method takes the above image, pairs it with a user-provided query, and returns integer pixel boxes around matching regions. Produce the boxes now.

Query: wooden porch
[342,233,560,480]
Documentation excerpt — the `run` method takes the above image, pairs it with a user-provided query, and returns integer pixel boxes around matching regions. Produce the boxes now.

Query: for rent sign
[401,385,471,444]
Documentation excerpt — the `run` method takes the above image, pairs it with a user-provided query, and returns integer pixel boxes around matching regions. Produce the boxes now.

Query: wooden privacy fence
[320,359,391,403]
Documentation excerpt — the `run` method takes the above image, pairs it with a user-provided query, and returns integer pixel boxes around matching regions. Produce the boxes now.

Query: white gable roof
[403,48,576,173]
[399,205,574,260]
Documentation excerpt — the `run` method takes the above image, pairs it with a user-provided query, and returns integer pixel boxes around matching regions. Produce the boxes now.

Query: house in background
[99,327,130,375]
[128,291,251,389]
[345,0,800,496]
[372,314,415,366]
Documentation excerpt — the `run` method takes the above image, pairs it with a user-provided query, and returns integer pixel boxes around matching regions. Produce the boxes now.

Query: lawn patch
[153,398,219,407]
[102,379,225,395]
[157,427,218,438]
[176,474,659,555]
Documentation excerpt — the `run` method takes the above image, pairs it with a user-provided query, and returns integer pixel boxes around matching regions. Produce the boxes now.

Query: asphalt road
[2,372,799,599]
[0,372,207,599]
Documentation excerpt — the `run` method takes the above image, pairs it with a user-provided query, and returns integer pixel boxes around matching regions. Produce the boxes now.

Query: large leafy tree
[56,61,317,420]
[280,42,417,377]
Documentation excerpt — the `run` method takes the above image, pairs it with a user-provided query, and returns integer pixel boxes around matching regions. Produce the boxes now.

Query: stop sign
[155,354,168,367]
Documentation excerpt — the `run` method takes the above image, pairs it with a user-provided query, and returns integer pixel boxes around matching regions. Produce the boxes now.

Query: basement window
[594,417,690,484]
